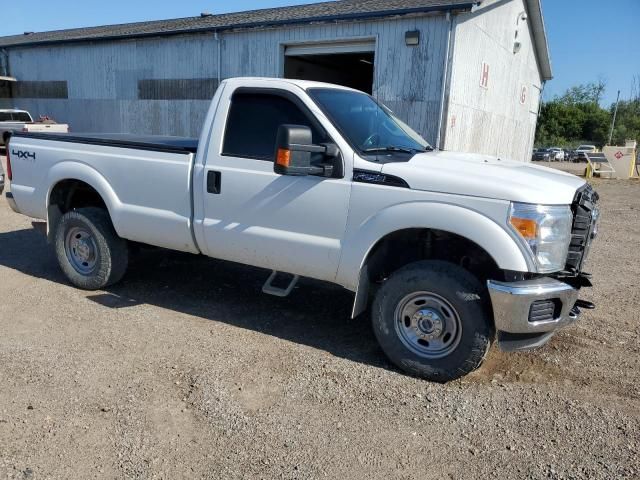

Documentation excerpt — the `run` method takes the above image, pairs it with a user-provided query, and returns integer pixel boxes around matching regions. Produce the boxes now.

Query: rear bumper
[5,191,19,213]
[487,277,580,335]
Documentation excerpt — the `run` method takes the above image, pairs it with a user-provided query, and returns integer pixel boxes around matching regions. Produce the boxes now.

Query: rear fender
[46,161,122,240]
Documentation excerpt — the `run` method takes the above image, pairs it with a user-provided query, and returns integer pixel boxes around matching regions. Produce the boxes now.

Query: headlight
[509,202,573,273]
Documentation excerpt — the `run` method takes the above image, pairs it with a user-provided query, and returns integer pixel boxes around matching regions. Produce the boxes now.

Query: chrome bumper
[487,277,580,334]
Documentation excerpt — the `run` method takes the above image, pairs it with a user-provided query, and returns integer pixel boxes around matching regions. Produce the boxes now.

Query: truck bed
[8,132,200,254]
[1,120,70,144]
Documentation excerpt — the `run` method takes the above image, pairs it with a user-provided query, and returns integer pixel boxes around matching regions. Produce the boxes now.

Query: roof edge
[524,0,552,81]
[0,2,478,49]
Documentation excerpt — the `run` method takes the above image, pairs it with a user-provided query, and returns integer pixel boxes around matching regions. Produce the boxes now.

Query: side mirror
[274,124,335,177]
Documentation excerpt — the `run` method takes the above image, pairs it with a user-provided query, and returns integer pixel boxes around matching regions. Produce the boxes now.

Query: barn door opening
[284,40,375,94]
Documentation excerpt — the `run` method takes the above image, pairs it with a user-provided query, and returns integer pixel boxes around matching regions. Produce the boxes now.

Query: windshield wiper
[364,145,422,154]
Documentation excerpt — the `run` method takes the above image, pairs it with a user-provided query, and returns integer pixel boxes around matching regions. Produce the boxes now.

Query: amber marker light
[510,217,538,239]
[276,148,291,167]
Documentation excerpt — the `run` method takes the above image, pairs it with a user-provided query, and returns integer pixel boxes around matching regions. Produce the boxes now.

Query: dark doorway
[284,52,375,94]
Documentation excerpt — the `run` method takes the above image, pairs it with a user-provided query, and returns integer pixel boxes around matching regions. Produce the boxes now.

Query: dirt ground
[0,157,638,479]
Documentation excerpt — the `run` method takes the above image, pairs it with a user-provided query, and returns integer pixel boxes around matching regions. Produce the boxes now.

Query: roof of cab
[221,77,361,92]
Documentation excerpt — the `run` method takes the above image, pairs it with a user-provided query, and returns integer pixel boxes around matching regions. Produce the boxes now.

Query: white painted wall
[443,0,544,162]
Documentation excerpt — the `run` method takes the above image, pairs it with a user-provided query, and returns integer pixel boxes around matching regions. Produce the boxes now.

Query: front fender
[336,201,531,292]
[46,161,123,237]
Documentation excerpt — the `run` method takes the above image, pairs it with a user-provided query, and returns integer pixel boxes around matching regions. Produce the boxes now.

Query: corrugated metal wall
[7,34,218,136]
[443,0,543,162]
[6,14,449,143]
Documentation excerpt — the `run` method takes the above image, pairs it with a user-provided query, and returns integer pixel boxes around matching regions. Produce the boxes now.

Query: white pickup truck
[4,77,600,381]
[0,109,69,145]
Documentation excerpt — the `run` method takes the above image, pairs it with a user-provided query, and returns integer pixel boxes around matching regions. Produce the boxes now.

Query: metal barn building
[0,0,551,162]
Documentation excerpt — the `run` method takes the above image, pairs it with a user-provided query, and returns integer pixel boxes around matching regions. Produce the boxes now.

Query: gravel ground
[0,157,638,479]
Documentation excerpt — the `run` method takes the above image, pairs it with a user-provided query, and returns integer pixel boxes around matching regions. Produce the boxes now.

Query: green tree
[535,80,639,148]
[558,79,606,105]
[610,99,640,146]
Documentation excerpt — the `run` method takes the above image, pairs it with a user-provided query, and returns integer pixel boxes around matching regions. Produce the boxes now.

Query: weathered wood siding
[7,14,449,143]
[443,0,543,162]
[7,34,219,136]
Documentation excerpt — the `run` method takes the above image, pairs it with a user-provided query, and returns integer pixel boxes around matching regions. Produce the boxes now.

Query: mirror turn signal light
[276,148,291,167]
[510,217,538,239]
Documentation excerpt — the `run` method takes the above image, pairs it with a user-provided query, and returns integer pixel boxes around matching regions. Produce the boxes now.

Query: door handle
[207,170,221,194]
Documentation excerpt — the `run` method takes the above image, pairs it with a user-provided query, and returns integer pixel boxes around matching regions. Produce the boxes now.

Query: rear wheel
[372,260,493,382]
[54,207,128,290]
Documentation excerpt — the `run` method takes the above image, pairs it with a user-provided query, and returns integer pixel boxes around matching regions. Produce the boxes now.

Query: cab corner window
[222,91,325,160]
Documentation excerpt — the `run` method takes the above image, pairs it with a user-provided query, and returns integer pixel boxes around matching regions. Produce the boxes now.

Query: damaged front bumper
[487,277,589,352]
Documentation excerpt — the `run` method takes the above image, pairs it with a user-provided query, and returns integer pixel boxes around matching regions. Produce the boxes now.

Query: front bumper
[487,277,581,350]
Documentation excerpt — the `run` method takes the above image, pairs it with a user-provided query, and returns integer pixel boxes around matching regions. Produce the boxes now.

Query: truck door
[196,86,351,283]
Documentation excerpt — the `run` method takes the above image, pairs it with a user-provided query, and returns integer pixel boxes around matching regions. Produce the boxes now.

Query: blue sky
[2,0,638,107]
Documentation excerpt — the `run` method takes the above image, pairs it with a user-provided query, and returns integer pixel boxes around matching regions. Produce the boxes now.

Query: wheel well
[365,228,501,287]
[352,228,502,318]
[47,179,107,241]
[50,179,107,213]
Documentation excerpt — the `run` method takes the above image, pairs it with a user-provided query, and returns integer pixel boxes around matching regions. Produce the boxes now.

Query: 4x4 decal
[12,149,36,161]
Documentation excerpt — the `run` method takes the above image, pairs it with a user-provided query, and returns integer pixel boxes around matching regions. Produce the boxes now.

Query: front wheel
[54,207,128,290]
[372,260,493,382]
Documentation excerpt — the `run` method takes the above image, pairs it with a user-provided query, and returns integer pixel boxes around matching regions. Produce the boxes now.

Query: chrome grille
[566,184,600,273]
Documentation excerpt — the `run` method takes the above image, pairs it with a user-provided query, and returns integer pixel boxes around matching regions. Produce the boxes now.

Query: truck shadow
[0,227,391,373]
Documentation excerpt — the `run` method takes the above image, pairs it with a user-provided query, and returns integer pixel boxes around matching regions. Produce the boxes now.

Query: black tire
[54,207,128,290]
[372,260,493,382]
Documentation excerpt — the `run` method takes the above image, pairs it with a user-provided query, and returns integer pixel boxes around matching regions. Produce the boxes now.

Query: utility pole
[607,90,621,146]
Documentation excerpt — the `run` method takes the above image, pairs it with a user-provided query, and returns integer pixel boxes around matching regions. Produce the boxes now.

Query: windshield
[308,88,431,155]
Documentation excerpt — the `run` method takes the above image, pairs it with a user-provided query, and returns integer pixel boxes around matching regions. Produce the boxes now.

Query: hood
[381,150,586,205]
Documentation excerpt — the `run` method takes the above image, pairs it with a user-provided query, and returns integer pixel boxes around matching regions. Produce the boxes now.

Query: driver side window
[222,91,327,161]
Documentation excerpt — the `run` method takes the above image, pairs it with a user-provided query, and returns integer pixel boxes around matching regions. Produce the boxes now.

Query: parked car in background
[532,148,552,161]
[0,109,69,146]
[573,144,597,163]
[576,145,597,152]
[549,147,565,161]
[0,159,4,194]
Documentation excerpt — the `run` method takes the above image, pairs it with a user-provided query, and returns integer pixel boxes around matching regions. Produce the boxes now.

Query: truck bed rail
[12,131,198,155]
